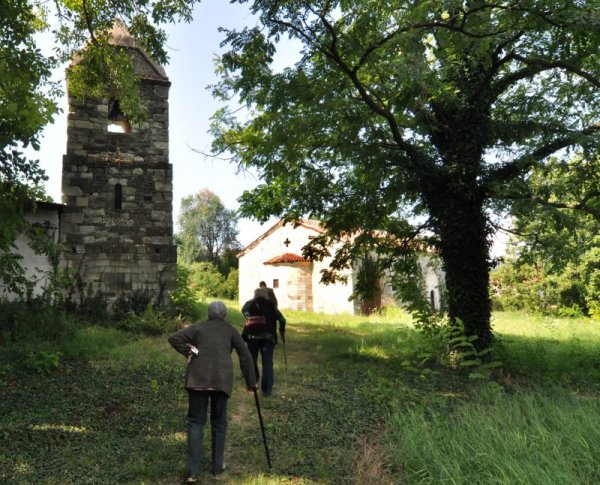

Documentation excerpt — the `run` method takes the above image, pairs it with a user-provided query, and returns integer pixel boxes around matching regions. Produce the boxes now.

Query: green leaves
[212,1,600,347]
[1,1,200,294]
[1,0,59,148]
[176,189,240,270]
[493,153,600,317]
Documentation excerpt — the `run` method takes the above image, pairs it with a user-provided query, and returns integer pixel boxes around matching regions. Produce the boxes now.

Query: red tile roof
[263,253,307,264]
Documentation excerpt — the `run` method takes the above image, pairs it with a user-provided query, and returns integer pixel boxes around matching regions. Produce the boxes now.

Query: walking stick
[253,388,272,470]
[283,336,288,375]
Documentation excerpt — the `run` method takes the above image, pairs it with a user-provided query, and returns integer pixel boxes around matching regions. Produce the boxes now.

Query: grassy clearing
[1,306,599,484]
[492,312,600,385]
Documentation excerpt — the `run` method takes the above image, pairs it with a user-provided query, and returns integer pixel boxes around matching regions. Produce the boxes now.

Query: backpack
[244,315,269,332]
[244,300,270,334]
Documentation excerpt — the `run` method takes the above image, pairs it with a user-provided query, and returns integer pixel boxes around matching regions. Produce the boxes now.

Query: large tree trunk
[425,179,493,350]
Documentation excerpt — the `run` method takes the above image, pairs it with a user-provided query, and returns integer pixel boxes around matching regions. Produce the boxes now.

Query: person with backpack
[241,287,286,396]
[168,301,257,483]
[259,280,278,308]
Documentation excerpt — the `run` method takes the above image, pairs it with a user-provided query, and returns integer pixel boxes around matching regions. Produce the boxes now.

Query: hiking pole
[283,336,288,376]
[253,388,272,470]
[282,336,288,388]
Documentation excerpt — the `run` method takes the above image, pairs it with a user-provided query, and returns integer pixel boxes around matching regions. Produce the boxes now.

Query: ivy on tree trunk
[210,1,600,349]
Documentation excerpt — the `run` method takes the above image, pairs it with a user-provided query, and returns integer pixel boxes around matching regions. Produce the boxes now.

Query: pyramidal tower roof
[108,19,169,83]
[71,19,169,84]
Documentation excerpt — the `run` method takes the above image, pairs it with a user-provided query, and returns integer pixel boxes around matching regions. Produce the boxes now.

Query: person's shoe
[184,475,198,484]
[212,463,227,476]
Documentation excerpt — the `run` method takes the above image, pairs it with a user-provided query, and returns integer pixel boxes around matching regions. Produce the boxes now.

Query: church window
[430,290,436,311]
[115,183,123,210]
[107,98,131,133]
[273,279,279,289]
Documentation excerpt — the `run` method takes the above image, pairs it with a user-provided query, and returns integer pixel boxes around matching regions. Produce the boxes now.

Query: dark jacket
[265,287,278,308]
[168,318,256,395]
[241,296,283,342]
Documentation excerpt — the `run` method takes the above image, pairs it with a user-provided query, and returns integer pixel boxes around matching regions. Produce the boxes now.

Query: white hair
[207,300,227,320]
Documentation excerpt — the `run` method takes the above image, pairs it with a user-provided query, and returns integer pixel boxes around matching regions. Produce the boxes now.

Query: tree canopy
[211,1,600,348]
[177,189,240,273]
[1,0,60,291]
[492,154,600,317]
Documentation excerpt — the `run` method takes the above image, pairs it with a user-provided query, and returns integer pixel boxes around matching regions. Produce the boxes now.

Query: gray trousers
[186,390,228,476]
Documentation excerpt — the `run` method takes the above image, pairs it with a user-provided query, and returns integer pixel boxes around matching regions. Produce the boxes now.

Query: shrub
[118,305,179,336]
[0,299,76,344]
[183,261,238,300]
[188,262,224,298]
[112,289,152,319]
[25,350,63,374]
[219,268,238,300]
[170,264,202,319]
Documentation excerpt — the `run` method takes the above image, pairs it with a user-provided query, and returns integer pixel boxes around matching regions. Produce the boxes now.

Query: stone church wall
[59,63,176,308]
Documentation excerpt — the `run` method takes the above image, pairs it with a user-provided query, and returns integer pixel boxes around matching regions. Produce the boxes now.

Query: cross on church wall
[284,238,291,247]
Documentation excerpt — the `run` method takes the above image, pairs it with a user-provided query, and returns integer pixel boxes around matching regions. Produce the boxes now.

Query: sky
[33,1,506,256]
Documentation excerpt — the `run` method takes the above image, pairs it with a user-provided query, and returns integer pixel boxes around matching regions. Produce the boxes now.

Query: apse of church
[59,22,177,308]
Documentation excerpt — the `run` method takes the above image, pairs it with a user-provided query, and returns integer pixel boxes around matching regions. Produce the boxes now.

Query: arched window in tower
[107,98,131,133]
[115,183,123,210]
[430,290,436,312]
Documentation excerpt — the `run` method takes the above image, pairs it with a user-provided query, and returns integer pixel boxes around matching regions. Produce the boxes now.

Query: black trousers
[186,389,228,475]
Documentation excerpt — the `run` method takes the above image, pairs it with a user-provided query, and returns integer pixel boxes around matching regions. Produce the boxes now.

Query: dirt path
[216,327,395,484]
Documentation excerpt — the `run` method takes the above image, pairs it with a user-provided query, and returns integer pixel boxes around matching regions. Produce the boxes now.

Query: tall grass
[279,308,600,484]
[493,311,600,384]
[387,387,600,484]
[383,311,600,484]
[1,306,599,484]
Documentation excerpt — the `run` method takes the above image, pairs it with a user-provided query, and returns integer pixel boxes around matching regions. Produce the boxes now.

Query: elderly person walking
[168,301,257,483]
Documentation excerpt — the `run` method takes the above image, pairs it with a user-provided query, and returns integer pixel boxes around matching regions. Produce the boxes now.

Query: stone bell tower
[60,21,177,309]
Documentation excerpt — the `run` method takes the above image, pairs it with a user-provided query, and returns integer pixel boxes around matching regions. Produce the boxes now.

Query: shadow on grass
[3,308,600,483]
[494,332,600,386]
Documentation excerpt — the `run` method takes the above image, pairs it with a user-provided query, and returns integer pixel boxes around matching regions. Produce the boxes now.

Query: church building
[238,220,445,315]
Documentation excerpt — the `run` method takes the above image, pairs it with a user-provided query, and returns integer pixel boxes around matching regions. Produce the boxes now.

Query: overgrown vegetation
[174,188,241,301]
[180,262,239,301]
[491,155,600,320]
[212,1,600,352]
[0,259,203,350]
[2,303,599,483]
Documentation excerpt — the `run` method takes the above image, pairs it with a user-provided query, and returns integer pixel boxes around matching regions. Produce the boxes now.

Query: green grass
[387,387,600,484]
[1,307,599,484]
[493,311,600,385]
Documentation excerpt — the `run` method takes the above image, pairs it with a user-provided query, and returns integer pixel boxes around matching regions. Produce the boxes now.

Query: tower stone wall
[59,30,177,309]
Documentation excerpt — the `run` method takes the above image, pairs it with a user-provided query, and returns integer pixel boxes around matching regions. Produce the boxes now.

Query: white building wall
[0,208,60,300]
[374,254,445,311]
[238,222,317,309]
[419,255,445,311]
[239,222,356,314]
[238,220,445,316]
[312,256,355,314]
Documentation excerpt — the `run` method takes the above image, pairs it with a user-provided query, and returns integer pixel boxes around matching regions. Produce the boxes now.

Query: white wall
[239,222,317,308]
[419,255,445,311]
[0,207,60,300]
[238,222,356,314]
[311,250,355,314]
[238,221,446,316]
[375,254,446,311]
